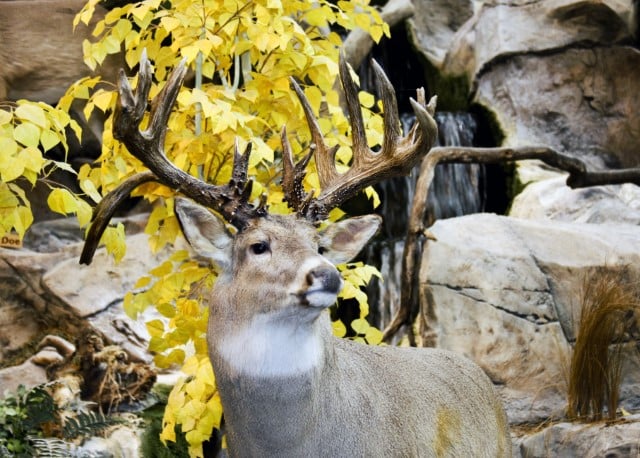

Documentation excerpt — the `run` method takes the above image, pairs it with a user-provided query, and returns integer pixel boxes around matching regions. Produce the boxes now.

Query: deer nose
[306,266,342,294]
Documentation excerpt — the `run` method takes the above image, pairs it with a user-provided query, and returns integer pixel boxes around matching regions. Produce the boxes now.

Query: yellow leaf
[305,6,333,28]
[365,326,383,345]
[195,39,214,55]
[76,199,93,227]
[364,186,380,208]
[103,35,121,54]
[150,260,173,277]
[358,91,375,108]
[11,206,34,238]
[113,18,133,41]
[0,184,19,208]
[40,129,61,151]
[80,178,102,204]
[47,188,78,215]
[180,45,200,63]
[131,2,151,21]
[146,319,165,337]
[0,158,24,182]
[355,13,371,30]
[196,360,215,386]
[369,24,383,43]
[332,319,347,338]
[304,86,323,114]
[160,16,181,32]
[157,302,176,318]
[13,123,41,148]
[182,355,200,376]
[102,223,127,263]
[93,90,115,112]
[185,378,205,400]
[0,110,12,125]
[76,4,95,26]
[351,318,370,335]
[0,136,18,159]
[15,104,47,128]
[160,422,177,444]
[134,276,151,289]
[19,147,46,173]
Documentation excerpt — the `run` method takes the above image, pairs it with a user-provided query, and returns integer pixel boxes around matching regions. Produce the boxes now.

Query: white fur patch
[217,313,324,377]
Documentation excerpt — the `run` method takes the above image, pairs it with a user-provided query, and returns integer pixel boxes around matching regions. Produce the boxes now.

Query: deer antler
[81,52,437,264]
[80,50,266,265]
[282,54,438,222]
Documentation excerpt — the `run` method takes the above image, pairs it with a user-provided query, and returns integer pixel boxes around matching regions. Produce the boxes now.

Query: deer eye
[318,246,327,255]
[250,241,270,255]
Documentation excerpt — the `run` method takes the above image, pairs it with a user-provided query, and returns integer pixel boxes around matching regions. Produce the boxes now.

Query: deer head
[78,47,436,373]
[79,47,436,364]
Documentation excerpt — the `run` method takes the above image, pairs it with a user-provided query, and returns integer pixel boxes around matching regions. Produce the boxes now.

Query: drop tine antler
[79,171,157,265]
[80,51,266,265]
[286,53,438,222]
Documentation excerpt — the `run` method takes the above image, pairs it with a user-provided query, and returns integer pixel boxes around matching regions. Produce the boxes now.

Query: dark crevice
[429,281,558,324]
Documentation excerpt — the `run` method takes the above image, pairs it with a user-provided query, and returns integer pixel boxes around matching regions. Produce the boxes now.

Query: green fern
[22,386,57,431]
[0,384,58,456]
[62,411,124,440]
[28,437,74,458]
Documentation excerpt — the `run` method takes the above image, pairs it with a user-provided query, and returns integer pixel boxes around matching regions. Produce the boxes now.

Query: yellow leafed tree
[56,0,389,456]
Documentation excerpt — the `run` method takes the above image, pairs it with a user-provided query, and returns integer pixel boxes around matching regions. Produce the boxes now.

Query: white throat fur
[217,313,325,377]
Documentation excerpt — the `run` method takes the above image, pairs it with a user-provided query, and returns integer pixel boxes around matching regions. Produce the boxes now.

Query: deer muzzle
[299,265,343,309]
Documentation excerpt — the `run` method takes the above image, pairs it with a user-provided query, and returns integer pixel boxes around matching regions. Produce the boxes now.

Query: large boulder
[474,46,640,167]
[407,0,475,70]
[510,175,640,224]
[516,417,640,456]
[0,215,173,372]
[441,0,631,84]
[420,213,640,424]
[411,0,640,167]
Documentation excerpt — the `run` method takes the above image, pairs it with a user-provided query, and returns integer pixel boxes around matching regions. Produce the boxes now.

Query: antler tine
[371,59,401,157]
[281,126,314,212]
[113,50,267,225]
[289,77,340,190]
[338,54,368,159]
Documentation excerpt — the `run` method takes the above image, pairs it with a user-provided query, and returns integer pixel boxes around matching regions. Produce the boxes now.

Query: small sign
[0,233,22,249]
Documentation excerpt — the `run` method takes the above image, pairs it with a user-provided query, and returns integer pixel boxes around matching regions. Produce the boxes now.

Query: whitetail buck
[80,51,511,456]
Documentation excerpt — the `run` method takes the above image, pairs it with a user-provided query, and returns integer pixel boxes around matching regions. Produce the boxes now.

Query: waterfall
[365,112,485,329]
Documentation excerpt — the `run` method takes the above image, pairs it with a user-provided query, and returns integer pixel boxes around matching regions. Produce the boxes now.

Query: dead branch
[382,145,640,344]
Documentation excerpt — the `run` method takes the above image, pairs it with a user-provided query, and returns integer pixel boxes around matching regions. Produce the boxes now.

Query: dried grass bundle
[567,267,640,422]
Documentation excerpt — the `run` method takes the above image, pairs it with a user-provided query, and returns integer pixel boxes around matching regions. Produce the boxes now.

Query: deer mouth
[294,288,339,309]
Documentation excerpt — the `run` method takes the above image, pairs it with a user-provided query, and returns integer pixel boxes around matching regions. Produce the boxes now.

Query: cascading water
[365,112,485,329]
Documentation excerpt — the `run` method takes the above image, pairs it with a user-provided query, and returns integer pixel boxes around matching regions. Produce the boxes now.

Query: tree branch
[382,145,640,344]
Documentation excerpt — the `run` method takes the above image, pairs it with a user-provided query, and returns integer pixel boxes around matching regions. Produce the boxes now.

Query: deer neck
[208,293,333,379]
[208,301,336,454]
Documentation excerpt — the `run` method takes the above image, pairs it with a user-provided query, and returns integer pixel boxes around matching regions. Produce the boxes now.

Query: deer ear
[175,198,234,270]
[319,214,382,265]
